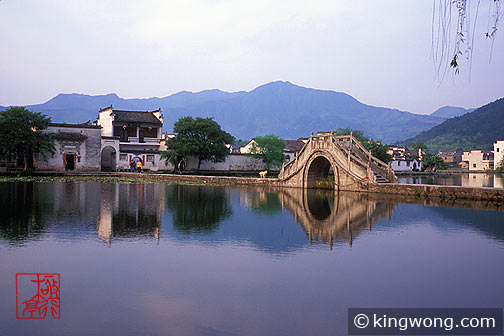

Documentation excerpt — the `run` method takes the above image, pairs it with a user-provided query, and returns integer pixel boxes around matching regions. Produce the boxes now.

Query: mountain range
[2,81,469,143]
[430,106,474,118]
[405,97,504,153]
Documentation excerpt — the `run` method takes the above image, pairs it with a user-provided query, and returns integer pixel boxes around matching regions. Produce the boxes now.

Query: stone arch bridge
[277,133,397,191]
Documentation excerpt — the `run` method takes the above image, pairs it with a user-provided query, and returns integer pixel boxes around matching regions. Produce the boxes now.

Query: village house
[283,140,306,162]
[181,138,306,172]
[390,157,423,172]
[387,146,407,158]
[388,146,423,173]
[438,151,463,164]
[96,106,165,171]
[37,122,102,171]
[494,141,504,170]
[461,150,494,171]
[239,138,305,163]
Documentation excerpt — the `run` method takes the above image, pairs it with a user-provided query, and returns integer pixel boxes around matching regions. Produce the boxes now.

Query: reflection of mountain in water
[422,206,504,242]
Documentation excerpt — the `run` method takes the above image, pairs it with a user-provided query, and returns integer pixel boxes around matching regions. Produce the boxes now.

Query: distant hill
[405,98,504,153]
[431,106,474,119]
[11,81,445,143]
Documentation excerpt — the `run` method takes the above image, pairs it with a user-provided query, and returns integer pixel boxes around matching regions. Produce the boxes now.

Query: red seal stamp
[16,273,61,319]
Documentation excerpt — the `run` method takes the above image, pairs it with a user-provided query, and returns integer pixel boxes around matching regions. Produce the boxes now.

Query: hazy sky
[1,0,502,114]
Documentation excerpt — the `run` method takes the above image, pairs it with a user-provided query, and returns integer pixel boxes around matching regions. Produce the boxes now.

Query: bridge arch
[278,133,397,190]
[303,151,340,190]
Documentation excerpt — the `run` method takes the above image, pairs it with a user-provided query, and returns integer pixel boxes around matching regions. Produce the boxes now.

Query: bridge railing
[280,133,397,184]
[280,140,309,178]
[333,134,397,183]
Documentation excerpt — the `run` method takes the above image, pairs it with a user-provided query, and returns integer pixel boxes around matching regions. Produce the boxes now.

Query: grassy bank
[0,175,219,186]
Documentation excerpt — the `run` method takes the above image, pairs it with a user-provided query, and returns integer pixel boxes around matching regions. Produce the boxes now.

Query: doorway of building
[101,146,117,172]
[65,154,75,171]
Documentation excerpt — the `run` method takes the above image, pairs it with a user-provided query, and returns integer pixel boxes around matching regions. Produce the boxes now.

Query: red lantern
[122,125,127,129]
[148,127,152,131]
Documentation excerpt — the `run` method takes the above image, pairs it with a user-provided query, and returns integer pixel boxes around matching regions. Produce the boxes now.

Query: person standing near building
[136,160,142,173]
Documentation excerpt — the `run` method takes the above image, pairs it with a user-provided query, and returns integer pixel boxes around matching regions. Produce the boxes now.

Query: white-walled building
[389,147,423,173]
[37,123,102,171]
[239,139,305,163]
[390,158,423,172]
[461,150,494,171]
[494,141,504,170]
[96,106,166,171]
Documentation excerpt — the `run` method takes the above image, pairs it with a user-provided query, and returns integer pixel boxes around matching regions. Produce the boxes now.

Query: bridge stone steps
[373,171,391,184]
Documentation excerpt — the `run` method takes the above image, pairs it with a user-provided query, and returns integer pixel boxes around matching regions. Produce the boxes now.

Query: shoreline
[1,172,504,203]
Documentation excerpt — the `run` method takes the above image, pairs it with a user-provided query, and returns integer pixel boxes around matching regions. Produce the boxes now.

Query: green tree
[411,142,428,152]
[159,149,180,172]
[167,117,234,172]
[333,128,367,142]
[363,140,392,163]
[0,107,55,171]
[233,138,249,147]
[423,154,447,170]
[496,158,504,173]
[165,185,231,233]
[247,190,282,216]
[246,134,285,170]
[433,0,501,77]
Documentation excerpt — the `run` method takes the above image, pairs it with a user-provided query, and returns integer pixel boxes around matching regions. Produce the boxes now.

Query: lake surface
[398,172,504,188]
[1,181,504,336]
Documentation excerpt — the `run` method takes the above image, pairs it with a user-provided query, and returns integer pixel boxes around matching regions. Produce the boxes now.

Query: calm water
[398,172,504,188]
[1,182,504,336]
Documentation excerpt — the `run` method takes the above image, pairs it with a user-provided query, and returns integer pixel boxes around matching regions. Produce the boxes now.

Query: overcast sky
[0,0,502,114]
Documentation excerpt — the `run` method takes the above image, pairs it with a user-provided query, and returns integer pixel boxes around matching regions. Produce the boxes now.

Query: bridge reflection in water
[276,188,395,248]
[0,182,396,247]
[2,182,504,250]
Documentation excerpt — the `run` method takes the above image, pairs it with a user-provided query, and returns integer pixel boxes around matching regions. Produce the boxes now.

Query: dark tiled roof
[49,122,101,129]
[52,132,87,141]
[284,140,305,152]
[112,110,162,125]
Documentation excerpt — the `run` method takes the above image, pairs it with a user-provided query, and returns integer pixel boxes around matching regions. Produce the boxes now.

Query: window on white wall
[120,154,128,161]
[147,155,155,163]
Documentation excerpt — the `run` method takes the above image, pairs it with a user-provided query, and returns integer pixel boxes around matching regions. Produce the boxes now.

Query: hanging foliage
[432,0,501,80]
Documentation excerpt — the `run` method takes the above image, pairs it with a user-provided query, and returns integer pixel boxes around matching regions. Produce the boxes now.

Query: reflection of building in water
[0,181,165,244]
[398,173,504,189]
[494,175,504,189]
[97,183,163,244]
[277,188,396,248]
[461,173,494,188]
